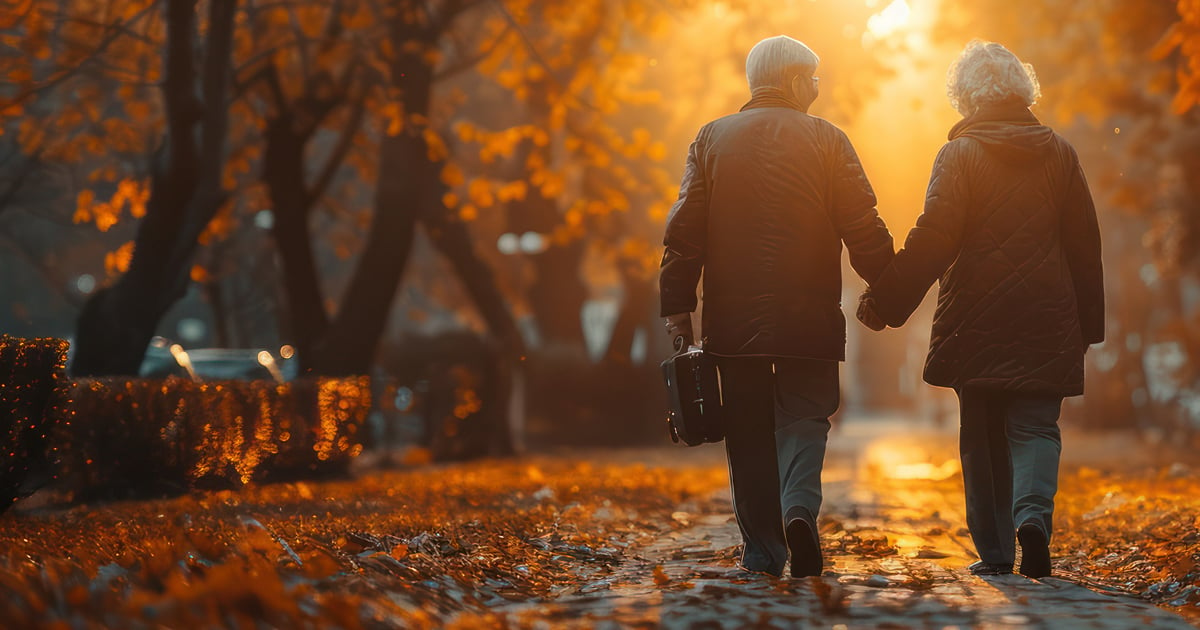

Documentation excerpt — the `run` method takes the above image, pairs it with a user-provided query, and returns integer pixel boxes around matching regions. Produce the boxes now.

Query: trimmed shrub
[377,333,504,461]
[524,353,666,448]
[56,376,369,497]
[0,335,70,512]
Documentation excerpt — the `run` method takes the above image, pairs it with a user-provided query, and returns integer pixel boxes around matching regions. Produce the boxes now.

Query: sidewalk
[475,416,1198,629]
[3,413,1193,628]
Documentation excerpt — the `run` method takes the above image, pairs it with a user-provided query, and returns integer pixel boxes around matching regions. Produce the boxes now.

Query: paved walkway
[483,417,1198,629]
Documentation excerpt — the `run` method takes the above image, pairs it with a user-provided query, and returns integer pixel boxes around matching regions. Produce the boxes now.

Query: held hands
[857,292,887,332]
[664,313,695,347]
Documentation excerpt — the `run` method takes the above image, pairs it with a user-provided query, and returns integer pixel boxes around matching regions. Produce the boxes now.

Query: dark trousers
[716,356,839,575]
[956,386,1064,565]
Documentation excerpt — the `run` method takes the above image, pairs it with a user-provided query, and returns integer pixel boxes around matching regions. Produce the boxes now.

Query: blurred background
[2,0,1198,457]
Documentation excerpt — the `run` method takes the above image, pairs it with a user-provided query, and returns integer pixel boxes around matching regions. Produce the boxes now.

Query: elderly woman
[859,41,1104,578]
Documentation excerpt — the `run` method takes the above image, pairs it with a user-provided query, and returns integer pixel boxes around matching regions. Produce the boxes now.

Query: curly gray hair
[745,35,819,91]
[946,40,1041,116]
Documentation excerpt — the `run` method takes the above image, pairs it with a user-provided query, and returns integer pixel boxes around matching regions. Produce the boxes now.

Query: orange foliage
[1156,0,1200,113]
[6,0,693,307]
[2,0,893,334]
[104,241,135,275]
[447,0,688,262]
[198,202,238,246]
[0,455,729,628]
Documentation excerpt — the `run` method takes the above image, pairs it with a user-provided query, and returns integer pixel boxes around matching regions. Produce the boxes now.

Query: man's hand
[664,313,695,347]
[856,293,886,331]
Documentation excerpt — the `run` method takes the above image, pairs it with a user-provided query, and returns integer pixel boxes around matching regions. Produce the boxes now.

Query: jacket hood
[948,100,1055,160]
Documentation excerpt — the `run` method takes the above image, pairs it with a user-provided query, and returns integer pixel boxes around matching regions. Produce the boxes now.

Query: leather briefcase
[660,338,725,446]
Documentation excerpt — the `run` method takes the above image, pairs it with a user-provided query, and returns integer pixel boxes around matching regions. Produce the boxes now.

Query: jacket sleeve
[830,129,894,284]
[660,130,708,317]
[870,141,969,328]
[1060,146,1105,344]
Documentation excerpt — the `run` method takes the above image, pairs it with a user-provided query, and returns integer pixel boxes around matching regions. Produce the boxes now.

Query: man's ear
[791,74,817,111]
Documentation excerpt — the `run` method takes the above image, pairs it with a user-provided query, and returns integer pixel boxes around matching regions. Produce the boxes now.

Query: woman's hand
[857,293,886,331]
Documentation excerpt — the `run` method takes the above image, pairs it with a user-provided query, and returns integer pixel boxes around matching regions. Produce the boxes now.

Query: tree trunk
[528,236,588,347]
[423,212,525,357]
[308,135,421,376]
[1079,216,1142,429]
[506,163,588,348]
[72,0,237,376]
[500,16,611,351]
[604,270,654,365]
[264,114,330,373]
[205,280,232,347]
[307,27,435,376]
[73,286,164,376]
[422,201,527,455]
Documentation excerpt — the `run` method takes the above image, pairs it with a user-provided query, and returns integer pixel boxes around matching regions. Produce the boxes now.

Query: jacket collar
[740,86,809,113]
[949,99,1040,140]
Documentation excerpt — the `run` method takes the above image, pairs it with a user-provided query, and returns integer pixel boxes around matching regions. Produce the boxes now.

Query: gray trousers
[956,387,1064,565]
[716,357,839,575]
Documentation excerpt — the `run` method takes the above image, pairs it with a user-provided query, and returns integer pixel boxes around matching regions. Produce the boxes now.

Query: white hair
[745,36,819,91]
[947,40,1041,116]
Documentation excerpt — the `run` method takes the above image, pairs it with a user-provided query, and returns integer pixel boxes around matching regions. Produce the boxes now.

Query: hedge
[1,336,369,509]
[0,335,70,510]
[59,376,369,496]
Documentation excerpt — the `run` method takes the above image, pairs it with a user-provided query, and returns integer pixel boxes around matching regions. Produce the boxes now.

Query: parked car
[139,337,297,382]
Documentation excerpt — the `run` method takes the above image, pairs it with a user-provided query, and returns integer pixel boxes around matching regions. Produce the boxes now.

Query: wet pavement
[463,417,1198,629]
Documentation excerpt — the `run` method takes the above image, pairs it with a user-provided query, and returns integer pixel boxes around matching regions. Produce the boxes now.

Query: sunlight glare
[863,439,961,481]
[866,0,911,38]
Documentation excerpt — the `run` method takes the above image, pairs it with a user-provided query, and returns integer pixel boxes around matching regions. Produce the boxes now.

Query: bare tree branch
[264,61,288,113]
[231,62,274,101]
[240,0,312,10]
[162,0,200,174]
[287,5,313,83]
[164,0,238,277]
[47,15,161,45]
[0,145,45,219]
[0,0,37,31]
[306,80,368,209]
[319,0,344,47]
[486,0,560,82]
[430,0,488,33]
[434,22,512,80]
[297,51,360,138]
[233,41,304,84]
[2,1,162,110]
[198,0,238,187]
[0,236,77,308]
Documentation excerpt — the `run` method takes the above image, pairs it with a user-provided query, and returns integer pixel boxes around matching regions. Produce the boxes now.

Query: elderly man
[659,35,894,577]
[859,41,1104,578]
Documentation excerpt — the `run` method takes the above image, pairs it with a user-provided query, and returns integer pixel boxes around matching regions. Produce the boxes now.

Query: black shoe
[729,566,778,580]
[786,518,822,577]
[968,561,1013,575]
[1017,523,1051,578]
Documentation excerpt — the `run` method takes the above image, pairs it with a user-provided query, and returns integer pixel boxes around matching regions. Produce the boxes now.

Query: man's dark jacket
[660,91,894,360]
[868,101,1105,396]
